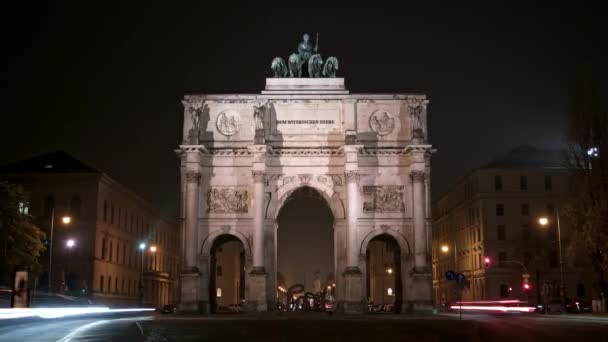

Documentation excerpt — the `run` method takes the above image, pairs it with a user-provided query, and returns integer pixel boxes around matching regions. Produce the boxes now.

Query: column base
[342,267,364,314]
[178,270,208,313]
[248,268,268,312]
[409,269,433,313]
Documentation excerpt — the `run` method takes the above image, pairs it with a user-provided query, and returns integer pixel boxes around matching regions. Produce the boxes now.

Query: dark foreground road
[1,313,607,341]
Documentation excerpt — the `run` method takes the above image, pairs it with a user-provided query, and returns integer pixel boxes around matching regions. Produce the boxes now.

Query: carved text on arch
[207,187,249,213]
[363,186,405,212]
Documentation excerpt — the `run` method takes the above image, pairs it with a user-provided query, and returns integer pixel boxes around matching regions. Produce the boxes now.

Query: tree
[563,74,608,299]
[0,181,46,286]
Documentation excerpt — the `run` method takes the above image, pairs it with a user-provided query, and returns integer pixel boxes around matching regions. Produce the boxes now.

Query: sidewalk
[536,312,608,322]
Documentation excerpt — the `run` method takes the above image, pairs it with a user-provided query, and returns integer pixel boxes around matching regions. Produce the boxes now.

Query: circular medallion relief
[369,110,395,135]
[216,110,241,136]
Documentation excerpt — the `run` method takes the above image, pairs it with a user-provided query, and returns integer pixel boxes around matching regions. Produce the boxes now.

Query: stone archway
[275,186,335,311]
[208,234,247,314]
[365,234,403,313]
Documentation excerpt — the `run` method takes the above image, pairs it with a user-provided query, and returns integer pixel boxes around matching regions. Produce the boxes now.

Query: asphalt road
[1,313,607,342]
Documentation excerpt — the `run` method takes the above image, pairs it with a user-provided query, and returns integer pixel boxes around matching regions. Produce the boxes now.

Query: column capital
[344,170,360,183]
[252,170,266,183]
[185,171,201,184]
[410,170,426,182]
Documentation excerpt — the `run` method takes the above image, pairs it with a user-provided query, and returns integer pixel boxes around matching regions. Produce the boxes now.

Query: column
[344,170,361,271]
[411,170,427,271]
[252,170,266,272]
[184,170,201,270]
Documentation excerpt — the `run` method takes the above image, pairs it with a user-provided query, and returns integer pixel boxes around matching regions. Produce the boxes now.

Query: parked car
[160,304,177,314]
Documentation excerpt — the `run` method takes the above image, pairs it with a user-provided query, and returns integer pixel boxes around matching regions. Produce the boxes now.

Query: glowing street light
[149,245,157,253]
[386,267,393,275]
[66,239,75,248]
[538,211,564,301]
[48,210,71,293]
[538,217,549,226]
[139,242,147,251]
[441,245,449,253]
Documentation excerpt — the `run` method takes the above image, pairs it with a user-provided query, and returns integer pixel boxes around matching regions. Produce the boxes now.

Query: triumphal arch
[177,35,434,314]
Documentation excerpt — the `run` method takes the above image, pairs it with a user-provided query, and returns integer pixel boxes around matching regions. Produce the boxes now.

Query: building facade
[432,146,596,306]
[178,76,434,314]
[0,151,180,308]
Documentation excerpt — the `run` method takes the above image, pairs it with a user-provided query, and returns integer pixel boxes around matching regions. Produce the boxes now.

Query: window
[100,276,104,292]
[44,196,55,217]
[217,265,223,277]
[478,254,482,270]
[118,208,122,227]
[108,276,112,293]
[522,224,531,240]
[497,225,506,240]
[520,176,528,190]
[115,278,118,293]
[498,252,507,267]
[122,245,126,265]
[101,238,107,259]
[18,201,29,215]
[496,204,504,216]
[544,175,552,190]
[70,196,82,218]
[109,241,113,261]
[494,175,503,190]
[122,279,125,294]
[500,284,510,298]
[103,200,108,222]
[111,205,114,225]
[216,288,222,298]
[521,204,529,216]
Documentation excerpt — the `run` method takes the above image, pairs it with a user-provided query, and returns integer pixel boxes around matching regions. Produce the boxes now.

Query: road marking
[135,320,145,336]
[56,319,109,342]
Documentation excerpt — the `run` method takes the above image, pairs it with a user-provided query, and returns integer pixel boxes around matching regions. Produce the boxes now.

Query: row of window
[44,195,82,218]
[494,175,553,191]
[99,275,139,296]
[495,202,554,216]
[100,237,178,275]
[102,200,178,252]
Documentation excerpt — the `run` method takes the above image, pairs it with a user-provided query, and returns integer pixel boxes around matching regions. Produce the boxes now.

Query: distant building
[0,151,180,308]
[432,145,596,306]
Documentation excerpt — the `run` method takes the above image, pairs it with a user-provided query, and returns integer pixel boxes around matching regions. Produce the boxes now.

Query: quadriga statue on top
[271,33,339,78]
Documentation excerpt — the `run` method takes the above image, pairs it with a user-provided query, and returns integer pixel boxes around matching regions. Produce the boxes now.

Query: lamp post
[65,239,75,294]
[138,242,146,306]
[48,208,71,294]
[538,207,564,301]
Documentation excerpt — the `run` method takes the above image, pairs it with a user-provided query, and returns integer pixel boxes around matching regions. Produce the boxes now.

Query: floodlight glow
[538,217,549,226]
[62,216,71,224]
[66,239,75,248]
[139,242,146,250]
[441,245,449,253]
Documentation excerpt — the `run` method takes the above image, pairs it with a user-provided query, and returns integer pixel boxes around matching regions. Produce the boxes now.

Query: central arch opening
[277,186,335,311]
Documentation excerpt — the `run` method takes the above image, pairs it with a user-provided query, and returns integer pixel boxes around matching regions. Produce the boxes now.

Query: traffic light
[484,257,491,268]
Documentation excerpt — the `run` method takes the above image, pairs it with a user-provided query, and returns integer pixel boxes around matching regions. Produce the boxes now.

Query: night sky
[2,4,606,218]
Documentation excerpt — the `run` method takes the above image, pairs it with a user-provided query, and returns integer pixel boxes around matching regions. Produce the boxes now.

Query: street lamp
[138,242,147,306]
[66,239,75,248]
[48,208,71,294]
[538,209,564,299]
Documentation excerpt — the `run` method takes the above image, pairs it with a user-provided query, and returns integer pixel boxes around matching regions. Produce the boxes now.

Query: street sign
[445,270,456,281]
[456,273,465,284]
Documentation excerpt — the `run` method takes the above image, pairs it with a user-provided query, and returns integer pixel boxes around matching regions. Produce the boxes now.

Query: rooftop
[0,151,101,174]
